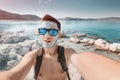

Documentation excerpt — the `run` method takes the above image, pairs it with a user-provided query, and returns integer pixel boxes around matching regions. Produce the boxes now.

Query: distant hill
[0,9,41,20]
[0,9,120,21]
[98,17,120,21]
[59,17,120,21]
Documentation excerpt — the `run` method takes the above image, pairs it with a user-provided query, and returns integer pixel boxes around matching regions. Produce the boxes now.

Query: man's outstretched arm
[0,49,39,80]
[71,52,120,80]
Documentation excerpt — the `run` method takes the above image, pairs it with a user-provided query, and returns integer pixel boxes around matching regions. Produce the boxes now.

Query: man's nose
[45,31,50,36]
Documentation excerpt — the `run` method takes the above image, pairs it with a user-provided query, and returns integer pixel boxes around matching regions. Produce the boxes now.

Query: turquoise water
[0,20,120,43]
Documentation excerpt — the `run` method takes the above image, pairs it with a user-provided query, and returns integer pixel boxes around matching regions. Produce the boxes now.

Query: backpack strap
[34,48,43,80]
[34,46,71,80]
[57,46,71,80]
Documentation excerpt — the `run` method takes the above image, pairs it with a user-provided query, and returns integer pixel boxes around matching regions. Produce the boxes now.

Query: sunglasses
[38,28,59,36]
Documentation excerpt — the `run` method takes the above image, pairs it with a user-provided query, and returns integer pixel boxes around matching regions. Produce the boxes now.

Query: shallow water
[0,20,120,43]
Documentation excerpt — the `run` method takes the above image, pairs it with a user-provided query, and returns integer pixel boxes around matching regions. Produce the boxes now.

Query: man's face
[38,21,60,48]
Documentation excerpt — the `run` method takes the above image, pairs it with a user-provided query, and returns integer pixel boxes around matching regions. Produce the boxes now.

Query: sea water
[0,20,120,43]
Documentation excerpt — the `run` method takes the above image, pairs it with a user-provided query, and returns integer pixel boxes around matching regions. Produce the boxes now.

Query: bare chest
[39,55,64,75]
[37,56,66,80]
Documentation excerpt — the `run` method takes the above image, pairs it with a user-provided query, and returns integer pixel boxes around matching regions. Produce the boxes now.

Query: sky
[0,0,120,18]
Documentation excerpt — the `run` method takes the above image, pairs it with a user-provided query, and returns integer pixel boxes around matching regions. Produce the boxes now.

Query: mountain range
[0,9,41,20]
[59,17,120,21]
[0,9,120,21]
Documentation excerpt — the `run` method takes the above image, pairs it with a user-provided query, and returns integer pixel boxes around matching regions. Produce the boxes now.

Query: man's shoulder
[34,48,43,56]
[58,45,76,57]
[59,46,76,64]
[63,46,76,54]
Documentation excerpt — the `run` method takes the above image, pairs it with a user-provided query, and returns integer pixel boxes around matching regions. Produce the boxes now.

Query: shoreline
[1,31,120,54]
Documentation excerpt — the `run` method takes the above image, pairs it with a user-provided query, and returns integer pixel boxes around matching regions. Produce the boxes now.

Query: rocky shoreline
[0,31,120,80]
[69,33,120,54]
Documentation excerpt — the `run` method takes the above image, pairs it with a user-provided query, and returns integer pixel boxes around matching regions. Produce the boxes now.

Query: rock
[7,60,16,69]
[80,38,95,44]
[72,33,86,38]
[31,40,42,50]
[70,37,80,43]
[0,40,41,59]
[80,38,89,43]
[0,51,9,70]
[8,49,22,60]
[88,39,95,44]
[94,39,110,50]
[0,39,43,69]
[109,43,120,53]
[3,35,30,44]
[0,32,14,43]
[0,44,14,54]
[0,52,8,64]
[8,52,18,60]
[7,59,21,69]
[61,31,67,38]
[15,40,34,55]
[0,32,30,44]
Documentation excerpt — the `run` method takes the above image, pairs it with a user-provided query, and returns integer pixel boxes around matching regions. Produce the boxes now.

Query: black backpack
[34,46,71,80]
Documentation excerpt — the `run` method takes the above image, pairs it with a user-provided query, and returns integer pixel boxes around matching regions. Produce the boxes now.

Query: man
[34,14,76,80]
[0,14,76,80]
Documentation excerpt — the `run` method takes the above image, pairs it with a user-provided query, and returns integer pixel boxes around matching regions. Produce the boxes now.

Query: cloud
[38,0,52,4]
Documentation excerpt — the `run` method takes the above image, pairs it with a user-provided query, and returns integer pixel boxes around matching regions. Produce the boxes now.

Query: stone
[31,40,42,50]
[0,52,8,64]
[0,32,30,44]
[109,43,120,53]
[0,44,13,54]
[94,39,110,50]
[80,38,95,45]
[72,33,86,38]
[70,37,80,43]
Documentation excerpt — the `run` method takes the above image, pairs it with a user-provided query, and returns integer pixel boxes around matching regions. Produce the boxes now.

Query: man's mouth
[44,40,51,43]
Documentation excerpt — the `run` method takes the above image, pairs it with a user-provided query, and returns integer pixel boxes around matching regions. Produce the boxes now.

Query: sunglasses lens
[49,29,58,36]
[38,28,47,35]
